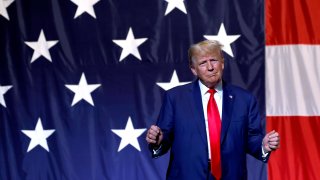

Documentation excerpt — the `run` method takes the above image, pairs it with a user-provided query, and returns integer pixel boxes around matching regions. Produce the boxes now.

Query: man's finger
[269,136,279,143]
[146,132,157,143]
[263,143,272,152]
[148,129,158,136]
[147,133,156,140]
[268,132,279,139]
[268,141,278,146]
[150,125,160,131]
[269,144,280,150]
[266,130,276,136]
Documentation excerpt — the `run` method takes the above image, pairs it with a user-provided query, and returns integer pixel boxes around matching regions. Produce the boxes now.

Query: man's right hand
[146,125,163,146]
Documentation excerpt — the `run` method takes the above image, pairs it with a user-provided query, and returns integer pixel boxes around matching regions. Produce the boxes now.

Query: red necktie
[207,89,221,179]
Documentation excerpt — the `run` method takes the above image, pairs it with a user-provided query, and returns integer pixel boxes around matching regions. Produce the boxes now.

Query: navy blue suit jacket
[152,80,268,180]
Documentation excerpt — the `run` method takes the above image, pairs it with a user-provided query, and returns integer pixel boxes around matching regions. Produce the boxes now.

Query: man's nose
[207,61,213,70]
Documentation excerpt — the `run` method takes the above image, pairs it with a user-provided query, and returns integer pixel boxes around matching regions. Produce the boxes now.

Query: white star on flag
[164,0,187,16]
[24,29,58,63]
[111,117,146,152]
[204,23,240,57]
[0,85,12,107]
[0,0,14,20]
[21,118,55,152]
[65,73,101,106]
[156,70,191,90]
[112,27,148,62]
[70,0,100,19]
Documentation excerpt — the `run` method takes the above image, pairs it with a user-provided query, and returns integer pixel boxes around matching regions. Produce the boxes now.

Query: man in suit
[146,40,280,180]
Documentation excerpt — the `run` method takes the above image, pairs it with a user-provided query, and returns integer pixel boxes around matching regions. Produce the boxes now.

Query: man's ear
[190,66,197,76]
[221,58,224,70]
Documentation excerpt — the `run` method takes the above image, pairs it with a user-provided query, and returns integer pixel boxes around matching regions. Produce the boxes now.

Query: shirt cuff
[261,146,269,158]
[152,144,162,157]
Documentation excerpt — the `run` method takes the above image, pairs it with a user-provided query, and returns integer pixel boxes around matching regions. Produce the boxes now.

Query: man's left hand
[263,130,280,153]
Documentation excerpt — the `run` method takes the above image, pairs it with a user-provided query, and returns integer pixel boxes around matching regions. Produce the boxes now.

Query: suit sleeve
[247,94,269,162]
[150,91,175,158]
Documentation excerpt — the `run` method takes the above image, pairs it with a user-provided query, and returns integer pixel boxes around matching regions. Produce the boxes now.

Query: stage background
[0,0,318,179]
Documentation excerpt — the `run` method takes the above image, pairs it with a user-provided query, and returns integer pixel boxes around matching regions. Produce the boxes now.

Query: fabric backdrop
[3,0,315,179]
[266,0,320,179]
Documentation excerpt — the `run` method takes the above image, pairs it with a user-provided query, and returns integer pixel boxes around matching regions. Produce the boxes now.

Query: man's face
[190,49,224,88]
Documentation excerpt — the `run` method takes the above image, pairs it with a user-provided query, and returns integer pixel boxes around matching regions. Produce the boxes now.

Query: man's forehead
[194,51,222,59]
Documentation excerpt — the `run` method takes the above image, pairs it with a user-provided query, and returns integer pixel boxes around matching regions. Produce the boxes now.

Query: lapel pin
[229,95,233,99]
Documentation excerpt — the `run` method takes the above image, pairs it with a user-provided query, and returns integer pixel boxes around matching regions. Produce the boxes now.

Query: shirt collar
[198,80,223,96]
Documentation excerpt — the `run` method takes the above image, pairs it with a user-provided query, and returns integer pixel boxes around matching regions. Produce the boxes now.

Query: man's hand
[263,130,280,153]
[146,125,163,146]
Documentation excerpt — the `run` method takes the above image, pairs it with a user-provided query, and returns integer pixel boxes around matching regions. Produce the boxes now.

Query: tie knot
[208,89,216,94]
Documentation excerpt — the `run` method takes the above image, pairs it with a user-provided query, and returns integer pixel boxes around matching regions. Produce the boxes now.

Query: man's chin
[202,80,220,88]
[208,76,220,82]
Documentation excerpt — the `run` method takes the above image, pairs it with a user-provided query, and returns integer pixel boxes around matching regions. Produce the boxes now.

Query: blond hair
[188,40,224,66]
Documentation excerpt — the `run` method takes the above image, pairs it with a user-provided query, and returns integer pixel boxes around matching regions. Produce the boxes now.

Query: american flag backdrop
[3,0,315,179]
[266,0,320,179]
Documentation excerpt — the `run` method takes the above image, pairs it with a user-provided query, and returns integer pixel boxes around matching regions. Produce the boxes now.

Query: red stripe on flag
[266,0,320,45]
[267,116,320,180]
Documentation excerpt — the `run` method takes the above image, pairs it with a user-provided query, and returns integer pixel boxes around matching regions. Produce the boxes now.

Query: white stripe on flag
[266,45,320,116]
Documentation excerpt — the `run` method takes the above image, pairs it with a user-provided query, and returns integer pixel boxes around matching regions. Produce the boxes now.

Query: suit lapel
[190,81,207,145]
[221,83,235,144]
